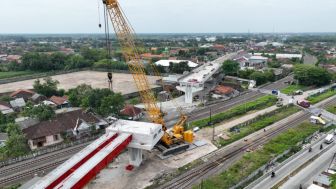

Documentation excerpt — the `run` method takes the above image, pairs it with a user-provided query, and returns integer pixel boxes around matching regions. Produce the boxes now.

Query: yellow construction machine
[102,0,193,155]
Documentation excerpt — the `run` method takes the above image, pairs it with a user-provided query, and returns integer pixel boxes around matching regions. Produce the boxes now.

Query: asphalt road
[280,143,336,189]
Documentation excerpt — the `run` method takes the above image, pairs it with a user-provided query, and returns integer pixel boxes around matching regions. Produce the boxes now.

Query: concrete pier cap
[106,119,164,166]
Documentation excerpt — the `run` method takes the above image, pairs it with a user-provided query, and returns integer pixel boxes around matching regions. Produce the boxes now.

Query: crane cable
[102,3,113,91]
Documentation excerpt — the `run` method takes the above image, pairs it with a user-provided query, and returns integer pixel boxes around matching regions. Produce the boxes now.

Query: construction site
[2,1,336,189]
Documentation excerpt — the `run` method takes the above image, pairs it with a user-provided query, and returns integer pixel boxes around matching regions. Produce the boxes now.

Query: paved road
[251,134,335,189]
[280,144,336,189]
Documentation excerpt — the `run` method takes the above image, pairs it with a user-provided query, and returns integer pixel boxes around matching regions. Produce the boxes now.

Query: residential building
[31,94,47,104]
[23,109,103,150]
[10,89,35,101]
[50,96,70,109]
[154,60,198,68]
[0,101,14,115]
[120,105,143,121]
[10,98,26,111]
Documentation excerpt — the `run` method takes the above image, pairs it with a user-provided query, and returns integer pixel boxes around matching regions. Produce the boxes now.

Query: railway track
[164,112,310,189]
[0,142,89,187]
[162,96,336,189]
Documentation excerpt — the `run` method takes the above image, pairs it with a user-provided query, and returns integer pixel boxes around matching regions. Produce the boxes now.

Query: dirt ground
[85,134,217,189]
[0,71,159,95]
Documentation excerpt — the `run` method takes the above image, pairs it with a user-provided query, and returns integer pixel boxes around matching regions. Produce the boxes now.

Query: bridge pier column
[128,147,142,167]
[185,84,193,104]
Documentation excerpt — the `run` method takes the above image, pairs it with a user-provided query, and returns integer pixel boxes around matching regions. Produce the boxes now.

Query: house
[0,133,8,147]
[140,53,166,60]
[120,105,143,120]
[6,55,22,63]
[30,94,47,104]
[10,89,35,101]
[23,109,103,150]
[10,98,26,111]
[233,54,268,70]
[49,96,69,109]
[0,101,14,115]
[211,85,238,100]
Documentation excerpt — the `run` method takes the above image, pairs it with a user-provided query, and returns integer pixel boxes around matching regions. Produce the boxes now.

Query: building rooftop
[23,109,100,140]
[155,60,198,68]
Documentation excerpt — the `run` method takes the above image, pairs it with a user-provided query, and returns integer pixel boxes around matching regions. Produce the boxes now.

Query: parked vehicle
[325,134,334,144]
[297,100,310,108]
[272,90,279,95]
[294,90,303,95]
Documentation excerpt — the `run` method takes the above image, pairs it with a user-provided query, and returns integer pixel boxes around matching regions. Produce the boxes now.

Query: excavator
[101,0,193,155]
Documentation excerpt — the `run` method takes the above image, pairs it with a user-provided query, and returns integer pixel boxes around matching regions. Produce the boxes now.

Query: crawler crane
[102,0,193,155]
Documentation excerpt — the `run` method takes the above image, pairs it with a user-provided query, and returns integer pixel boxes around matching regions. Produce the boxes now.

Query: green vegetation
[222,60,239,76]
[196,122,320,189]
[0,123,30,161]
[23,103,55,121]
[0,71,36,79]
[168,61,191,74]
[190,95,277,129]
[238,69,276,86]
[33,77,64,97]
[327,104,336,114]
[294,64,332,86]
[67,84,125,117]
[307,89,336,104]
[219,106,300,147]
[280,85,308,95]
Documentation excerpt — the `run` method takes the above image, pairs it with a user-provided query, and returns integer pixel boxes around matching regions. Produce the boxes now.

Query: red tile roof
[120,105,142,117]
[50,96,69,106]
[9,89,35,97]
[213,85,234,95]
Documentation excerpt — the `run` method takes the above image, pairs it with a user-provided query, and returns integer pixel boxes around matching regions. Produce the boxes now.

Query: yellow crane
[102,0,193,151]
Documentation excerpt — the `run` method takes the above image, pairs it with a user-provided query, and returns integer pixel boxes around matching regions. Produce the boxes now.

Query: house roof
[120,105,142,117]
[23,109,100,140]
[10,98,26,108]
[155,60,198,68]
[10,89,35,98]
[31,93,46,101]
[50,96,68,106]
[213,85,234,95]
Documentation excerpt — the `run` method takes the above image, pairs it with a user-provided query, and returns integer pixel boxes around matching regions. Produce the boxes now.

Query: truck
[297,100,310,108]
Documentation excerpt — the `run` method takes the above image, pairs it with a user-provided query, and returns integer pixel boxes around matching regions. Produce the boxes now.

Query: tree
[169,61,191,74]
[222,60,240,76]
[23,104,55,121]
[33,77,60,97]
[99,93,125,116]
[294,65,332,86]
[4,124,29,157]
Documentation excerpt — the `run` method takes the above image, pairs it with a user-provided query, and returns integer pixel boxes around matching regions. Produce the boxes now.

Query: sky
[0,0,336,34]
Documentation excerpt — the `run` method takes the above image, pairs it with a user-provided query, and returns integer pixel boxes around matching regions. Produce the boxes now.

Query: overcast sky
[1,0,336,34]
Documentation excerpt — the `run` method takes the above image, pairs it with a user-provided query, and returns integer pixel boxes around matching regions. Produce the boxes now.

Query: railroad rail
[161,96,336,189]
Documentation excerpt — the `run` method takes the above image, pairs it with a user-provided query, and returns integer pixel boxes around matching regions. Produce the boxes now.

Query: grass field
[0,71,36,80]
[218,105,300,147]
[196,122,320,189]
[307,89,336,104]
[280,85,308,95]
[327,104,336,114]
[190,95,277,129]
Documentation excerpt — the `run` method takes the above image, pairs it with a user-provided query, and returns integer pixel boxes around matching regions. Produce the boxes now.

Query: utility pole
[209,108,214,141]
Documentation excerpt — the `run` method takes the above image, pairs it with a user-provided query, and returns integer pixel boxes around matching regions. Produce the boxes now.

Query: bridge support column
[129,147,142,167]
[185,84,193,104]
